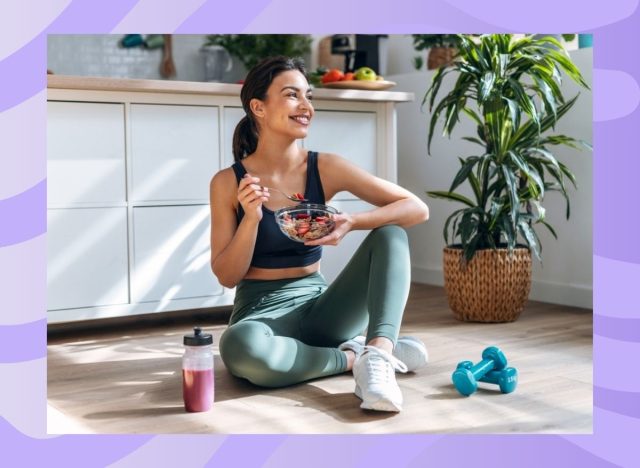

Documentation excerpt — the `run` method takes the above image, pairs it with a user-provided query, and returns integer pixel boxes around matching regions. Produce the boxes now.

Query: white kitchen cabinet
[319,200,375,283]
[47,207,129,311]
[131,205,223,303]
[47,102,126,206]
[130,104,220,202]
[47,76,412,323]
[304,110,377,174]
[303,111,377,200]
[222,107,244,169]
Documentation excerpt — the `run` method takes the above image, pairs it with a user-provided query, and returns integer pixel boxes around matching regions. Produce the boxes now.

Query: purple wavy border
[0,0,638,466]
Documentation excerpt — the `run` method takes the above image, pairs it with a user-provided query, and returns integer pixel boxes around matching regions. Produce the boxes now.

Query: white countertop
[47,75,415,103]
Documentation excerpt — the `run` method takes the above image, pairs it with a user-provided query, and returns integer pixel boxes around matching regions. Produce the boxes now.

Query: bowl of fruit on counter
[310,66,396,91]
[274,203,338,242]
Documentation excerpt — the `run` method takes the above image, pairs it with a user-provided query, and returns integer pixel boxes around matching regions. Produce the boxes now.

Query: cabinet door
[319,200,374,284]
[131,206,223,303]
[304,111,377,200]
[47,207,129,310]
[47,102,126,205]
[130,105,220,202]
[222,107,244,169]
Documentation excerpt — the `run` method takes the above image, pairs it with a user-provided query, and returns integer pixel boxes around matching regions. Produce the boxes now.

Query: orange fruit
[343,72,355,81]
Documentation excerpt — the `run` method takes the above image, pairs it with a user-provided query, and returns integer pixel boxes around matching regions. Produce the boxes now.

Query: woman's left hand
[304,212,354,247]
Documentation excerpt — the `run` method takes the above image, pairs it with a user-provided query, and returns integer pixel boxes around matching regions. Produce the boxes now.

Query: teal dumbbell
[482,367,518,393]
[456,361,518,394]
[452,346,508,396]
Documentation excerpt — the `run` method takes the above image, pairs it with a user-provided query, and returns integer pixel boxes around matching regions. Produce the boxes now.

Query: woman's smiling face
[251,70,314,139]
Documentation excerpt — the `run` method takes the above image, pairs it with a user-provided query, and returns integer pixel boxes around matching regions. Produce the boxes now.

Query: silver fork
[261,186,309,203]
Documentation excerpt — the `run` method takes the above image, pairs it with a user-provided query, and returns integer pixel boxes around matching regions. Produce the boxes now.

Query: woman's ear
[249,98,265,118]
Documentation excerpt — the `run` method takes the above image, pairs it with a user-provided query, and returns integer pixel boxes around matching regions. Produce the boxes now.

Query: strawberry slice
[295,213,311,219]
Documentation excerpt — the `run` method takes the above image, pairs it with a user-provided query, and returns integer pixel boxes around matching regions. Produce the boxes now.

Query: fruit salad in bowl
[274,203,338,242]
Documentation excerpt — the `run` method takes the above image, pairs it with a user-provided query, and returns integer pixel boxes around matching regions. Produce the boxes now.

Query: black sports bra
[231,151,326,268]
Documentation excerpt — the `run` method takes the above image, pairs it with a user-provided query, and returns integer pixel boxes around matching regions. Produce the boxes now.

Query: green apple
[354,67,377,81]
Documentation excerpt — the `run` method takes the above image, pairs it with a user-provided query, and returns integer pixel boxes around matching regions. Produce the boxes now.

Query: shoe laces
[360,346,408,384]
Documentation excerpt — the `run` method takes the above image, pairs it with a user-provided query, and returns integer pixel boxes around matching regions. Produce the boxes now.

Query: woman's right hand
[237,173,270,222]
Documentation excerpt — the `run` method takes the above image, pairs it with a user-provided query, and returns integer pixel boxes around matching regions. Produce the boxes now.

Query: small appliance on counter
[330,34,388,74]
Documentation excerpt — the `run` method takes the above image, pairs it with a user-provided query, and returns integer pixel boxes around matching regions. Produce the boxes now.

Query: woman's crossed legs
[220,225,412,393]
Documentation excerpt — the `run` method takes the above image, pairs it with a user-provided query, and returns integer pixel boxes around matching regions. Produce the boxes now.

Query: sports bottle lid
[183,326,213,346]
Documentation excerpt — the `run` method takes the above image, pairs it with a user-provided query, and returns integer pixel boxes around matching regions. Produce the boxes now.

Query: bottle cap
[183,326,213,346]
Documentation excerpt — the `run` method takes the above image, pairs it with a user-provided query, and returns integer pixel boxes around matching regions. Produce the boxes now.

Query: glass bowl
[274,203,338,242]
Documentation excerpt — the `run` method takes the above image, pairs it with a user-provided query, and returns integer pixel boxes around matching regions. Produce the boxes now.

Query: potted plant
[424,34,591,322]
[412,34,466,70]
[203,35,312,75]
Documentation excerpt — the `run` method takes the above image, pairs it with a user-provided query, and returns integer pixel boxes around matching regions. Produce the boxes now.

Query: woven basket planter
[443,246,532,322]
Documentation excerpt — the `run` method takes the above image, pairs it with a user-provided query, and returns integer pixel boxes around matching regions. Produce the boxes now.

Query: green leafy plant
[424,34,591,263]
[413,56,424,70]
[412,34,463,50]
[204,35,312,71]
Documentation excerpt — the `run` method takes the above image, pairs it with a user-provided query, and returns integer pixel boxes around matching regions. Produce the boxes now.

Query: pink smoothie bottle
[182,326,214,412]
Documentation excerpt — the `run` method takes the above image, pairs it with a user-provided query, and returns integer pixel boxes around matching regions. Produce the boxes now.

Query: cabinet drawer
[131,205,223,303]
[304,111,377,200]
[47,102,126,205]
[47,207,129,310]
[130,104,220,202]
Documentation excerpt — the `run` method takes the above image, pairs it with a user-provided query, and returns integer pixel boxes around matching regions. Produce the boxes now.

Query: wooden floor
[47,283,592,434]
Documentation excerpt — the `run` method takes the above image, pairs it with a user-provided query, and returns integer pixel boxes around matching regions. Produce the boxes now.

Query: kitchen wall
[47,34,371,81]
[48,35,580,81]
[47,35,248,83]
[388,48,593,309]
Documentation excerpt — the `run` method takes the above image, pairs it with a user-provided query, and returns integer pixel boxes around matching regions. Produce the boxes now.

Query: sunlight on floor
[47,403,95,434]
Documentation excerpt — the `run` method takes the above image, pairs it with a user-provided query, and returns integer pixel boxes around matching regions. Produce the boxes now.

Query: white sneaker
[393,336,429,372]
[352,346,408,412]
[338,336,366,355]
[339,336,428,372]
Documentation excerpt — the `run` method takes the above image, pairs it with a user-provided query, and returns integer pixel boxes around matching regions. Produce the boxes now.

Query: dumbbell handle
[482,370,505,384]
[457,361,497,382]
[468,358,498,380]
[481,370,504,383]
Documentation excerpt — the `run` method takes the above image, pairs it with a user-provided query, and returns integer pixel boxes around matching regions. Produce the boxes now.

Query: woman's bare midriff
[242,261,320,280]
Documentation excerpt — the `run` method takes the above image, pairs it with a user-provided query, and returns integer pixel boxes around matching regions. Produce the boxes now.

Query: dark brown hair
[232,56,308,162]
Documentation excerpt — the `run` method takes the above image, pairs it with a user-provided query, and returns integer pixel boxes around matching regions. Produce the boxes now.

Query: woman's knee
[220,322,269,374]
[368,224,408,248]
[219,321,284,387]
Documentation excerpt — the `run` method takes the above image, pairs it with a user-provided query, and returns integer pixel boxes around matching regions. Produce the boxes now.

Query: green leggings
[219,225,411,388]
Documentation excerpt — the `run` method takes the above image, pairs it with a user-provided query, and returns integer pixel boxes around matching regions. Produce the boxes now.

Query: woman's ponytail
[232,115,258,162]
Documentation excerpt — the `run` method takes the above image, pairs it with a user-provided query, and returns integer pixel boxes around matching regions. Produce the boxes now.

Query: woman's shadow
[212,357,398,424]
